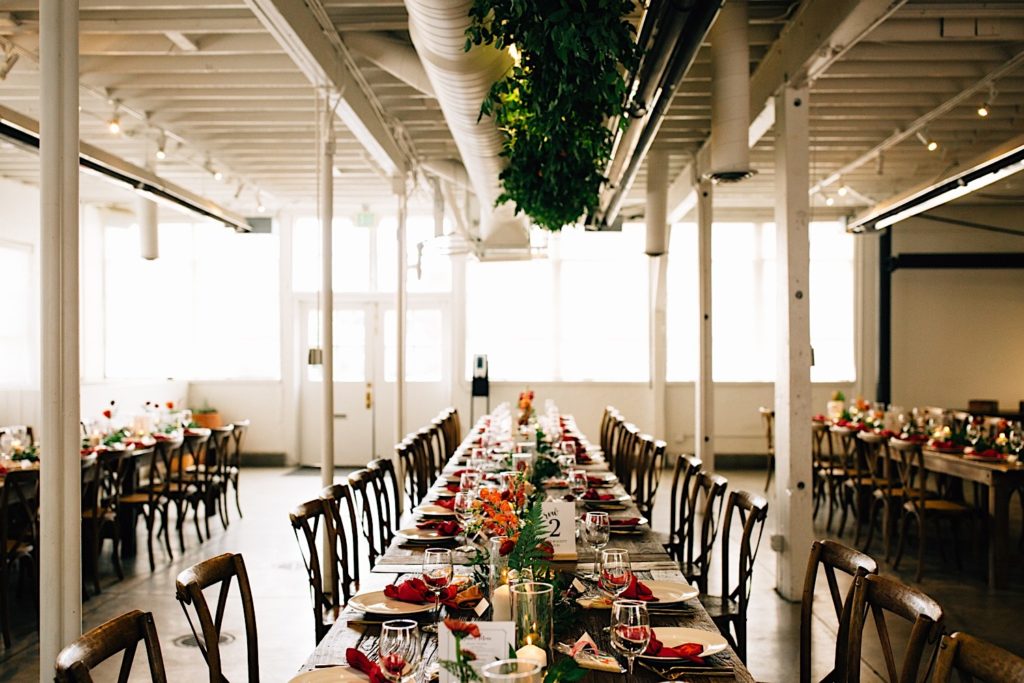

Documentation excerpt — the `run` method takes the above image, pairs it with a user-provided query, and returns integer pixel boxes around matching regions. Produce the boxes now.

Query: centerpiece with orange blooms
[517,388,535,427]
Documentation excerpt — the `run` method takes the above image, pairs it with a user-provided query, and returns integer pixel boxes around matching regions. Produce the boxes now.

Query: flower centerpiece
[439,618,482,683]
[518,389,535,427]
[826,391,846,422]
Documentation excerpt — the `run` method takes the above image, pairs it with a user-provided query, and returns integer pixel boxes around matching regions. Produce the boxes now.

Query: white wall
[890,206,1024,412]
[188,380,287,454]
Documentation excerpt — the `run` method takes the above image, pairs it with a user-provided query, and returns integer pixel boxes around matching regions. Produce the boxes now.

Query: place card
[541,500,577,560]
[438,621,515,683]
[473,597,490,618]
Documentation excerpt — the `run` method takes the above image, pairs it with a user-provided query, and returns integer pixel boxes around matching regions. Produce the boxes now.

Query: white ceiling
[0,0,1021,224]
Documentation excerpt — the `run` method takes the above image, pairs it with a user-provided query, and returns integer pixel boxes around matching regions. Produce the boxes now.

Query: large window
[465,226,650,381]
[104,220,280,380]
[0,242,35,388]
[666,220,855,382]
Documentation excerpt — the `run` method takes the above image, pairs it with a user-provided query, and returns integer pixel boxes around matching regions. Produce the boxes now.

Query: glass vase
[510,581,554,662]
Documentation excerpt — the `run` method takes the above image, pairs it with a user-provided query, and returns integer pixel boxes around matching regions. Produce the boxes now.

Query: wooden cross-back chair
[702,490,769,663]
[800,540,879,683]
[680,471,729,594]
[175,552,260,683]
[663,453,702,562]
[889,438,976,582]
[602,410,623,476]
[839,573,944,683]
[1,467,39,648]
[812,420,830,521]
[613,422,641,496]
[368,458,400,546]
[396,438,423,508]
[428,419,449,475]
[856,432,899,560]
[632,435,664,519]
[55,610,167,683]
[930,631,1024,683]
[194,425,233,537]
[320,483,362,605]
[759,407,775,491]
[823,426,856,534]
[118,445,172,573]
[289,499,337,644]
[598,406,616,457]
[836,426,876,542]
[348,468,389,565]
[225,419,249,521]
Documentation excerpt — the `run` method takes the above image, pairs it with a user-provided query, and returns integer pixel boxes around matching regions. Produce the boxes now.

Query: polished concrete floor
[1,466,1022,682]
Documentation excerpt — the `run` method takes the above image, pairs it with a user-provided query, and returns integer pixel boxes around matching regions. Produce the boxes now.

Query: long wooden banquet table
[300,416,755,682]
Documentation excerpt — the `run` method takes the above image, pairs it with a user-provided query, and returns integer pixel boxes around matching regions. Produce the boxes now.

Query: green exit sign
[355,211,375,227]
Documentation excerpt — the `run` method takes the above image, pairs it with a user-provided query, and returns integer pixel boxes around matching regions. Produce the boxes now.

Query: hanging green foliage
[466,0,639,231]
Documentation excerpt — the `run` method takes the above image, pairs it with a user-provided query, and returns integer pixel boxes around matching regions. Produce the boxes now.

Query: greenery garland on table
[465,0,639,231]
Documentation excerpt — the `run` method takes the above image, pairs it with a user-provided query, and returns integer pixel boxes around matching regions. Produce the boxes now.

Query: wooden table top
[300,419,755,682]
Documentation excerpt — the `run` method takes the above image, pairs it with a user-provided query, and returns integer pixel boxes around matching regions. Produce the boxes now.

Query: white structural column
[773,84,815,601]
[694,176,714,470]
[645,150,669,438]
[395,177,408,445]
[320,103,335,488]
[39,0,81,678]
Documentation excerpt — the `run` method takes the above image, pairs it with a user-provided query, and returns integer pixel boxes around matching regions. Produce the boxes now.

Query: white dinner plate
[288,667,369,682]
[413,504,456,517]
[347,590,436,616]
[637,627,728,661]
[397,527,457,541]
[644,580,700,604]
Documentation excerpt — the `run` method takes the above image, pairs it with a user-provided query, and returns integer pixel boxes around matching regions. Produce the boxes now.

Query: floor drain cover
[173,632,236,648]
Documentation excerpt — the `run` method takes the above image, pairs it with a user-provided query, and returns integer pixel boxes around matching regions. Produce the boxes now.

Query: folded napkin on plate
[644,632,705,663]
[610,517,641,527]
[619,575,658,601]
[444,583,484,610]
[384,578,457,605]
[587,476,610,486]
[444,482,461,493]
[583,489,614,501]
[430,497,455,510]
[415,520,460,536]
[346,648,386,683]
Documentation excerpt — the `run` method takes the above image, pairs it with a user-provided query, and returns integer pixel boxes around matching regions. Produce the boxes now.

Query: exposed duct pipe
[421,157,469,189]
[404,0,530,249]
[602,0,724,225]
[645,149,669,256]
[707,0,754,182]
[137,194,158,260]
[341,31,436,98]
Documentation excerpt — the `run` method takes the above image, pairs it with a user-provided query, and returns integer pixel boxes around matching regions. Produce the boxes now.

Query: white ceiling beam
[243,0,405,176]
[164,31,199,52]
[666,0,909,221]
[4,15,265,35]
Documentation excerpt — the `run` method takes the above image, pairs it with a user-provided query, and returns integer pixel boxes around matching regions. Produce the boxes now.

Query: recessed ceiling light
[977,103,989,117]
[107,116,121,135]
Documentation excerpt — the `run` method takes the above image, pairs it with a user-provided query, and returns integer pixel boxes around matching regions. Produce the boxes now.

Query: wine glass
[460,470,482,493]
[966,417,981,447]
[378,619,421,682]
[1008,422,1023,461]
[557,453,576,472]
[421,548,453,633]
[610,599,651,675]
[561,440,576,458]
[481,659,543,682]
[568,469,588,501]
[598,548,632,599]
[582,511,610,579]
[454,490,476,553]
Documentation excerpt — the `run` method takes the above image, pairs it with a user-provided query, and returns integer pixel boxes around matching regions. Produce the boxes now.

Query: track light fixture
[825,195,835,207]
[977,103,990,117]
[107,110,121,135]
[256,191,265,213]
[916,130,938,152]
[837,184,848,197]
[213,169,224,182]
[155,132,167,160]
[978,83,997,118]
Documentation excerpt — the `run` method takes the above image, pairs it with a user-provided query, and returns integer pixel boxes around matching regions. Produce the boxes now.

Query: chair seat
[903,499,973,514]
[698,594,740,619]
[82,508,115,521]
[843,476,877,488]
[5,539,32,556]
[151,482,195,494]
[118,493,155,505]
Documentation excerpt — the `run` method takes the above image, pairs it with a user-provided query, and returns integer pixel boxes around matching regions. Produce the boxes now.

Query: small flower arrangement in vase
[826,391,846,422]
[517,389,535,428]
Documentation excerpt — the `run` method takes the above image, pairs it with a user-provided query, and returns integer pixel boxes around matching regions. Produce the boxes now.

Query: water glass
[454,491,476,551]
[481,659,542,682]
[610,599,650,675]
[598,548,632,598]
[567,469,588,499]
[460,471,482,493]
[557,454,576,471]
[561,440,576,458]
[583,511,610,578]
[421,548,453,633]
[378,619,420,682]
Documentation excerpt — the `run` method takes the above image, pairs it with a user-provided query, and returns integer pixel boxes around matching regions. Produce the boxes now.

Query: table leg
[987,482,1010,589]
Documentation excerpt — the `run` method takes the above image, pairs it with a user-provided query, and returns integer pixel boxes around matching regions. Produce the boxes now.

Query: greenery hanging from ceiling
[465,0,639,231]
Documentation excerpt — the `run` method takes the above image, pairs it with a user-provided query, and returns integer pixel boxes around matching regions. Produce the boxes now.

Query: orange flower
[166,401,175,410]
[444,618,481,639]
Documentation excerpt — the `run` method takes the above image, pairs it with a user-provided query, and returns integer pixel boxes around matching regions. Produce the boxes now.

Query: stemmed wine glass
[421,548,453,633]
[568,469,588,501]
[460,470,482,493]
[966,417,981,447]
[1008,422,1023,461]
[453,490,477,553]
[378,619,421,682]
[610,599,651,676]
[598,548,633,599]
[582,511,610,580]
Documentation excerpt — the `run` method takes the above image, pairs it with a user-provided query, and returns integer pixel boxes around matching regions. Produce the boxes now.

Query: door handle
[365,382,373,410]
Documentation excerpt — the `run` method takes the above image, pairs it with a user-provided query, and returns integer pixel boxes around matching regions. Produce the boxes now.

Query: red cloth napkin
[429,497,455,510]
[583,489,614,501]
[416,520,460,536]
[587,476,610,486]
[346,648,386,683]
[444,482,461,493]
[966,448,1003,459]
[383,578,457,605]
[644,631,705,662]
[620,575,659,601]
[610,517,641,527]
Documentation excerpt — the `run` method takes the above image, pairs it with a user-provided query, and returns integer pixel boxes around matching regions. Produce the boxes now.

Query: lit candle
[492,584,512,621]
[516,640,547,669]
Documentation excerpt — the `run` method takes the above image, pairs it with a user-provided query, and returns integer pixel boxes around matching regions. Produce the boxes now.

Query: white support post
[320,103,335,489]
[395,177,408,447]
[773,84,815,601]
[695,176,715,470]
[39,0,81,678]
[646,150,669,439]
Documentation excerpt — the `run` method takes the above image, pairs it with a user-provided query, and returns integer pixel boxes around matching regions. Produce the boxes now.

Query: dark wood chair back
[229,420,249,469]
[55,610,167,683]
[396,439,423,507]
[800,540,879,683]
[368,458,400,543]
[633,436,664,519]
[289,499,334,643]
[348,468,388,564]
[430,418,450,472]
[320,483,361,603]
[759,407,775,454]
[840,573,943,683]
[930,631,1024,683]
[685,471,728,593]
[888,438,930,512]
[2,467,39,556]
[175,552,259,683]
[206,426,234,477]
[665,453,702,561]
[719,491,769,635]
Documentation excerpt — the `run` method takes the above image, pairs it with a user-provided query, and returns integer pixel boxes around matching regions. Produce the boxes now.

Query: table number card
[541,500,578,560]
[437,621,515,683]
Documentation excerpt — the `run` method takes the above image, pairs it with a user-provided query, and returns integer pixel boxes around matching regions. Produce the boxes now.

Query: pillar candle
[516,643,547,669]
[491,584,511,621]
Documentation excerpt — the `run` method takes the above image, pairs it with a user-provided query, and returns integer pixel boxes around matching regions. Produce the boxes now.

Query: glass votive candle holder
[481,659,542,683]
[510,581,554,663]
[512,453,532,474]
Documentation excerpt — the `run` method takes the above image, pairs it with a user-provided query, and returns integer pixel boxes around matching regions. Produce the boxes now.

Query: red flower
[102,409,112,419]
[444,618,480,639]
[499,539,516,556]
[460,649,477,662]
[166,401,175,410]
[537,541,554,558]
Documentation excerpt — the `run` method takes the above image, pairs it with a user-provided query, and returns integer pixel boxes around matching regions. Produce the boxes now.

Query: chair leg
[111,526,124,581]
[219,487,230,530]
[233,476,243,518]
[193,496,206,542]
[862,497,880,554]
[915,518,926,583]
[837,486,851,537]
[1,565,11,649]
[763,453,774,492]
[145,508,156,573]
[175,499,188,553]
[893,510,910,571]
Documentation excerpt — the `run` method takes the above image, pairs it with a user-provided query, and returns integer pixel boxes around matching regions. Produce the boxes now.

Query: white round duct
[645,149,668,256]
[137,195,158,260]
[707,0,754,183]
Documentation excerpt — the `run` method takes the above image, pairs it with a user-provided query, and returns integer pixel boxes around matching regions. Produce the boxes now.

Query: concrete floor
[1,466,1022,682]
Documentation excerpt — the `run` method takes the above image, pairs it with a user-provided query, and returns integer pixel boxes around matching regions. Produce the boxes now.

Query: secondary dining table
[300,416,755,682]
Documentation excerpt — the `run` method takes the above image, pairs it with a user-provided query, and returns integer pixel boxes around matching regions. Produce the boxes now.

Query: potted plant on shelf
[191,403,222,429]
